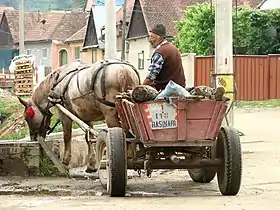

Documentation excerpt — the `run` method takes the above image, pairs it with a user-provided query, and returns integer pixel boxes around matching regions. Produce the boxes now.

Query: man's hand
[143,77,154,86]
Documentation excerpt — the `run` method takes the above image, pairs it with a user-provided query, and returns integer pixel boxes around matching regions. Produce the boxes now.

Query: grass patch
[0,97,105,140]
[2,130,29,140]
[236,99,280,109]
[0,98,23,117]
[39,148,64,177]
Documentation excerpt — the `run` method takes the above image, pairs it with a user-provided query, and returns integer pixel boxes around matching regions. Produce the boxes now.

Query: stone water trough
[0,124,106,177]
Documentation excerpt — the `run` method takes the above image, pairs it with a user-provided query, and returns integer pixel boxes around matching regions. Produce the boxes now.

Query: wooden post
[37,136,69,177]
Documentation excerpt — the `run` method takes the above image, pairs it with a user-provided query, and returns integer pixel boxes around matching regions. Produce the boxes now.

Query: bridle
[25,101,55,136]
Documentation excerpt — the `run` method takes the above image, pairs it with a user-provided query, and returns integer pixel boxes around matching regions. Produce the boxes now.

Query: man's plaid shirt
[146,52,164,80]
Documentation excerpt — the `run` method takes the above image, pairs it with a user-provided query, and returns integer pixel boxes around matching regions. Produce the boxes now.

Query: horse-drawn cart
[95,95,242,197]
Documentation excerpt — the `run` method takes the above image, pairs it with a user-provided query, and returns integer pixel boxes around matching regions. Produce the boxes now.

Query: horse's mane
[31,67,62,106]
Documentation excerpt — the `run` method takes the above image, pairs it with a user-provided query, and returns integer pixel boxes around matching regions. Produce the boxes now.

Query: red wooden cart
[95,95,242,197]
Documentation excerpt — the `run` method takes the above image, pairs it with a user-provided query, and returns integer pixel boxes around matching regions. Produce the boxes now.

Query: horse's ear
[17,97,28,108]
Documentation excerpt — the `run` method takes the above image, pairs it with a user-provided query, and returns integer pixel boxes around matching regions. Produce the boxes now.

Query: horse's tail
[117,63,140,93]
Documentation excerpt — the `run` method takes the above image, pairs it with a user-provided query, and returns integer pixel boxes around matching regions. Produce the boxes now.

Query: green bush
[173,3,280,55]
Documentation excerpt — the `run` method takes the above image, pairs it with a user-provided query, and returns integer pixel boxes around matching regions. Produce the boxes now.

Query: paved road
[1,108,280,210]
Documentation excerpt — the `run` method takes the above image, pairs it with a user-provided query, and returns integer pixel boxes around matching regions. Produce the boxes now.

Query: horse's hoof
[62,163,70,170]
[85,165,98,173]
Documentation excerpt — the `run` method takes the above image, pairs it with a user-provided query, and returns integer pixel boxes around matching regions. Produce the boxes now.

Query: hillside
[0,0,85,12]
[0,0,125,12]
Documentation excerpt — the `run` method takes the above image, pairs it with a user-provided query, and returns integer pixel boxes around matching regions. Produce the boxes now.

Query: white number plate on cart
[144,103,178,130]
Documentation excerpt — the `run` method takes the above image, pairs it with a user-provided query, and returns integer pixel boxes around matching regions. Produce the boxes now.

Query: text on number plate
[146,103,178,130]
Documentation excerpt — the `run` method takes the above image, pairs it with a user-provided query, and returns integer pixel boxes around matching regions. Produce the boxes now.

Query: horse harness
[47,59,140,108]
[37,60,140,134]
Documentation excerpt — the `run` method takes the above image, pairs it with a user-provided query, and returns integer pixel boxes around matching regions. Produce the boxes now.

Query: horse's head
[18,97,52,141]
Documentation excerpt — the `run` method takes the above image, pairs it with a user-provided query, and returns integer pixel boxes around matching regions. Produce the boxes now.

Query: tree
[173,3,280,56]
[174,3,215,56]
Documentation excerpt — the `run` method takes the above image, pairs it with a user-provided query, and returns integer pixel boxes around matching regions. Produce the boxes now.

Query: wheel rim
[98,141,108,188]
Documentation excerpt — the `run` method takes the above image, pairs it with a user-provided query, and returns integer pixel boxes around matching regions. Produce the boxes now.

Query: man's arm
[143,53,164,85]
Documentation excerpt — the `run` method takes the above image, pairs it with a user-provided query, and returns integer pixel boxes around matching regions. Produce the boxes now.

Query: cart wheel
[96,130,108,189]
[188,168,216,183]
[216,126,242,196]
[96,127,127,197]
[188,145,217,183]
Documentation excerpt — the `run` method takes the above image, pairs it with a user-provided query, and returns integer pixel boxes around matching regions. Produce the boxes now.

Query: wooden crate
[14,64,34,95]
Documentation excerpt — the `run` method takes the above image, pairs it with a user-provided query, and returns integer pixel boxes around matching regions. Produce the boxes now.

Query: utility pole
[121,0,127,60]
[105,0,117,59]
[19,0,25,55]
[215,0,234,126]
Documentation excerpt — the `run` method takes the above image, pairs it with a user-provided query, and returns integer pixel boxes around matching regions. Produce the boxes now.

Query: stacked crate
[14,60,34,95]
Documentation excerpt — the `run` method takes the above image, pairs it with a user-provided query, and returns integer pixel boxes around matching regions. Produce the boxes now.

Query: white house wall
[259,0,280,10]
[24,41,52,68]
[127,37,196,86]
[127,37,152,82]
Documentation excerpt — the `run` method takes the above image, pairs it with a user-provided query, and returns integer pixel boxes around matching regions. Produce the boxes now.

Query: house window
[92,49,97,63]
[125,41,129,53]
[59,49,68,66]
[26,49,32,55]
[74,47,80,59]
[42,48,47,58]
[138,51,144,70]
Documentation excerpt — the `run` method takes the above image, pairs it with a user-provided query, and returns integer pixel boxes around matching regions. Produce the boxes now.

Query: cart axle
[100,158,222,170]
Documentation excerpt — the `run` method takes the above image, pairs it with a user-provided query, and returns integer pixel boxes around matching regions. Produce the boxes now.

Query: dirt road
[1,108,280,210]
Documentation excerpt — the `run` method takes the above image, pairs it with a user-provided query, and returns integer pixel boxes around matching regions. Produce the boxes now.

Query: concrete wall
[0,126,106,176]
[181,53,196,87]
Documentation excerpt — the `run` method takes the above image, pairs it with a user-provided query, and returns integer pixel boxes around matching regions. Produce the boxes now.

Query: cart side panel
[138,101,178,141]
[122,102,133,130]
[121,101,138,136]
[117,100,145,139]
[206,102,227,139]
[124,102,141,137]
[116,101,129,132]
[132,103,149,140]
[177,104,187,140]
[138,103,155,140]
[184,100,224,140]
[136,99,227,143]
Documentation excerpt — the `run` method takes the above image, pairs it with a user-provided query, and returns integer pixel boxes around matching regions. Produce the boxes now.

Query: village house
[256,0,280,10]
[81,5,105,63]
[82,2,122,61]
[0,10,37,70]
[0,9,87,72]
[23,10,87,70]
[83,0,129,59]
[124,0,263,76]
[64,26,88,64]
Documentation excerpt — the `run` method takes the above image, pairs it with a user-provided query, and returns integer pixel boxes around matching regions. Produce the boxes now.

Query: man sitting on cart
[143,24,186,91]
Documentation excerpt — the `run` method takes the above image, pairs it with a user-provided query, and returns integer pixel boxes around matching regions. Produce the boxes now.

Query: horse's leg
[58,111,73,166]
[85,121,97,173]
